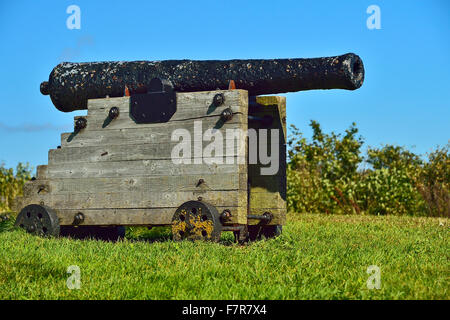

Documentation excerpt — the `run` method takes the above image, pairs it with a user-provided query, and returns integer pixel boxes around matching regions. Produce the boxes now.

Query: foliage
[416,145,450,216]
[287,121,449,216]
[0,162,32,213]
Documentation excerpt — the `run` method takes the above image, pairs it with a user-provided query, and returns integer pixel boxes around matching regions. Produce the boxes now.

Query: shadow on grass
[125,226,238,246]
[0,218,243,246]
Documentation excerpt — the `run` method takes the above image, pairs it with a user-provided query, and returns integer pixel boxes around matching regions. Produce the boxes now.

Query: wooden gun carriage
[14,89,286,241]
[13,53,364,242]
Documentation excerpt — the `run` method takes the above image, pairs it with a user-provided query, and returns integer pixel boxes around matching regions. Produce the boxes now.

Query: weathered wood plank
[46,158,246,179]
[14,193,248,225]
[50,138,247,164]
[247,208,286,225]
[22,174,247,197]
[36,165,48,179]
[61,120,245,148]
[87,90,246,118]
[18,189,247,210]
[74,111,244,133]
[247,96,287,225]
[76,90,248,132]
[57,208,177,225]
[249,191,285,210]
[254,95,286,138]
[53,206,247,226]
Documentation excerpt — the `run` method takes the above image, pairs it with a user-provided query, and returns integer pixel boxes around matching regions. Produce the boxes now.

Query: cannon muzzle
[41,53,364,112]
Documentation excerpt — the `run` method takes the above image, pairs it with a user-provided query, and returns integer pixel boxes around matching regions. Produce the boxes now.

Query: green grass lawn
[0,214,448,299]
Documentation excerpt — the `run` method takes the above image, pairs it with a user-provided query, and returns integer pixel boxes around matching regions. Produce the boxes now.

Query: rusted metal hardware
[220,209,232,223]
[74,117,87,131]
[220,108,233,122]
[212,93,225,107]
[14,204,60,237]
[40,53,364,112]
[108,106,119,119]
[222,226,241,231]
[129,78,177,124]
[247,212,273,223]
[73,212,85,225]
[171,200,222,241]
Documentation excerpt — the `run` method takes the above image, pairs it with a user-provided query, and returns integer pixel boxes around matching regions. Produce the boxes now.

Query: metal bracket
[129,78,176,124]
[247,212,273,223]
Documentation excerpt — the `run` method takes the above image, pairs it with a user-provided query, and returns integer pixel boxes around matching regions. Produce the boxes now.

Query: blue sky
[0,0,449,172]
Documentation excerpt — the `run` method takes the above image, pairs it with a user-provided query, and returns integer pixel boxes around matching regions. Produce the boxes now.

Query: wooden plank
[247,208,286,225]
[10,195,23,212]
[61,120,245,148]
[74,111,243,133]
[22,174,247,197]
[247,96,287,226]
[46,158,246,179]
[36,165,48,179]
[53,207,247,226]
[255,95,286,139]
[50,138,247,164]
[87,90,245,120]
[76,90,248,132]
[249,191,285,210]
[249,175,286,198]
[18,189,247,210]
[14,196,247,225]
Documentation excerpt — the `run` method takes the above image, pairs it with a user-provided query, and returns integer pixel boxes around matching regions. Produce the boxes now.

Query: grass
[0,214,448,299]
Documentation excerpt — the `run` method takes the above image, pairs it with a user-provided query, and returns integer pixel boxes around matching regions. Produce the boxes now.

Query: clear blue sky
[0,0,448,172]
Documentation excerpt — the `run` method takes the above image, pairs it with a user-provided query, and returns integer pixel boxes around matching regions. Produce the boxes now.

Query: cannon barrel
[40,53,364,112]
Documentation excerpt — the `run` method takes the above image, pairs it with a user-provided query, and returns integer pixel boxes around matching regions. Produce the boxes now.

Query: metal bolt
[109,106,119,119]
[220,209,232,222]
[74,212,85,224]
[220,108,233,122]
[212,93,225,107]
[40,81,49,95]
[75,117,87,131]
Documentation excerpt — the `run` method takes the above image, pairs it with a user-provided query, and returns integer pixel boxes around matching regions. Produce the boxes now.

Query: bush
[0,162,32,213]
[287,121,449,217]
[416,145,450,216]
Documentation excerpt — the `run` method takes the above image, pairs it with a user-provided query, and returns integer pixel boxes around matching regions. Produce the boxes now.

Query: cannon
[14,53,364,242]
[40,53,364,112]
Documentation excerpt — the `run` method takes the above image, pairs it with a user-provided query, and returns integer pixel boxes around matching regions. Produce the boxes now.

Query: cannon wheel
[248,225,282,241]
[15,204,60,237]
[172,200,222,242]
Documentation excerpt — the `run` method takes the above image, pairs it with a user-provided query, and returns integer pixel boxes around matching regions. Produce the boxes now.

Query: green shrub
[416,144,450,216]
[287,121,449,217]
[0,162,32,213]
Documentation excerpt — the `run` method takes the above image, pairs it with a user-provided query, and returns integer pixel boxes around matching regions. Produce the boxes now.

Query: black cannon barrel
[40,53,364,112]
